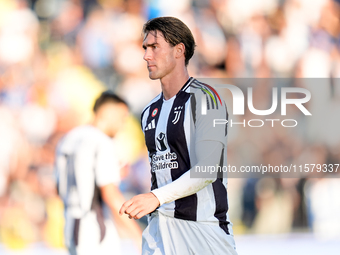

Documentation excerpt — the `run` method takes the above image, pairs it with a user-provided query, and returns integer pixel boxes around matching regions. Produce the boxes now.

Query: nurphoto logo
[203,85,312,128]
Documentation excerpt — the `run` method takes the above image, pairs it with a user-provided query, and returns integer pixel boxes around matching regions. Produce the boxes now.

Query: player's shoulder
[57,126,110,152]
[185,78,224,109]
[63,125,97,140]
[186,79,217,95]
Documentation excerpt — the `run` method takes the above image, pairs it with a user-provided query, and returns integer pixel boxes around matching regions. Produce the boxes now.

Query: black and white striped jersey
[141,77,232,234]
[55,125,121,248]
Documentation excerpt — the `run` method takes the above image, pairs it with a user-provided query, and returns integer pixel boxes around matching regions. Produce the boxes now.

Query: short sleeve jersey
[55,125,120,218]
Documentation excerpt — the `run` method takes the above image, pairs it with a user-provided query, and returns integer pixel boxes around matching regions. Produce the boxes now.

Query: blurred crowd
[0,0,340,250]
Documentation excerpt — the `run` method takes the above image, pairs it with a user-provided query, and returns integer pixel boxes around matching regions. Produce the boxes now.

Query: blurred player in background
[120,17,237,255]
[55,91,142,255]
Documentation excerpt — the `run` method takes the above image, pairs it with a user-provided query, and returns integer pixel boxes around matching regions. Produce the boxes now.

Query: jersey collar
[161,77,194,101]
[180,77,194,92]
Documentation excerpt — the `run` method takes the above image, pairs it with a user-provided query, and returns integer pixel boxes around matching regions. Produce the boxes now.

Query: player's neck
[160,67,190,100]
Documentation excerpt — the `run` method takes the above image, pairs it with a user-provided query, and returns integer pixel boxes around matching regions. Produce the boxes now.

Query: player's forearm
[101,184,142,236]
[151,170,215,205]
[106,194,143,250]
[151,141,223,205]
[112,205,142,251]
[110,203,143,236]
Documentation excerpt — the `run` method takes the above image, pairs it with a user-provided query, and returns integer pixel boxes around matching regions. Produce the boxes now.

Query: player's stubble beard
[147,59,176,81]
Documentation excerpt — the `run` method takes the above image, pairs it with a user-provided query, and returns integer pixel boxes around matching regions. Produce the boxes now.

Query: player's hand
[119,192,160,219]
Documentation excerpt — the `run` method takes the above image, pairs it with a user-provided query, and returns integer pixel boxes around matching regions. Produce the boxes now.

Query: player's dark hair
[143,16,196,66]
[93,90,128,113]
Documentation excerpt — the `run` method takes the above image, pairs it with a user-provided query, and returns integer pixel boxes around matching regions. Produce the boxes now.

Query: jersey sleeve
[95,139,121,187]
[194,86,228,146]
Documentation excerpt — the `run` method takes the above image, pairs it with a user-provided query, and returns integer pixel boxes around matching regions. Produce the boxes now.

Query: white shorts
[142,211,238,255]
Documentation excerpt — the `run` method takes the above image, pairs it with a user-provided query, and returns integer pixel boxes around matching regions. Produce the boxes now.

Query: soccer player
[55,91,142,255]
[119,17,237,254]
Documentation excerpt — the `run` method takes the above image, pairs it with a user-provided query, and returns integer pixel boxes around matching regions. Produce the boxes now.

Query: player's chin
[148,72,159,80]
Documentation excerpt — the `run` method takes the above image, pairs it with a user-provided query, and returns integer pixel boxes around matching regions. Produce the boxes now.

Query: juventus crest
[172,106,183,124]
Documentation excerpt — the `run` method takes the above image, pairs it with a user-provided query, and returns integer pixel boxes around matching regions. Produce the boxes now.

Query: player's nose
[143,48,152,61]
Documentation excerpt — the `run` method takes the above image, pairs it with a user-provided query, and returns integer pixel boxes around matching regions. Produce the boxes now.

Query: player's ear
[175,43,185,59]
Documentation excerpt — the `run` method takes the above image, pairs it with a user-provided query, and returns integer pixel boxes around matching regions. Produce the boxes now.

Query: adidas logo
[145,119,155,131]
